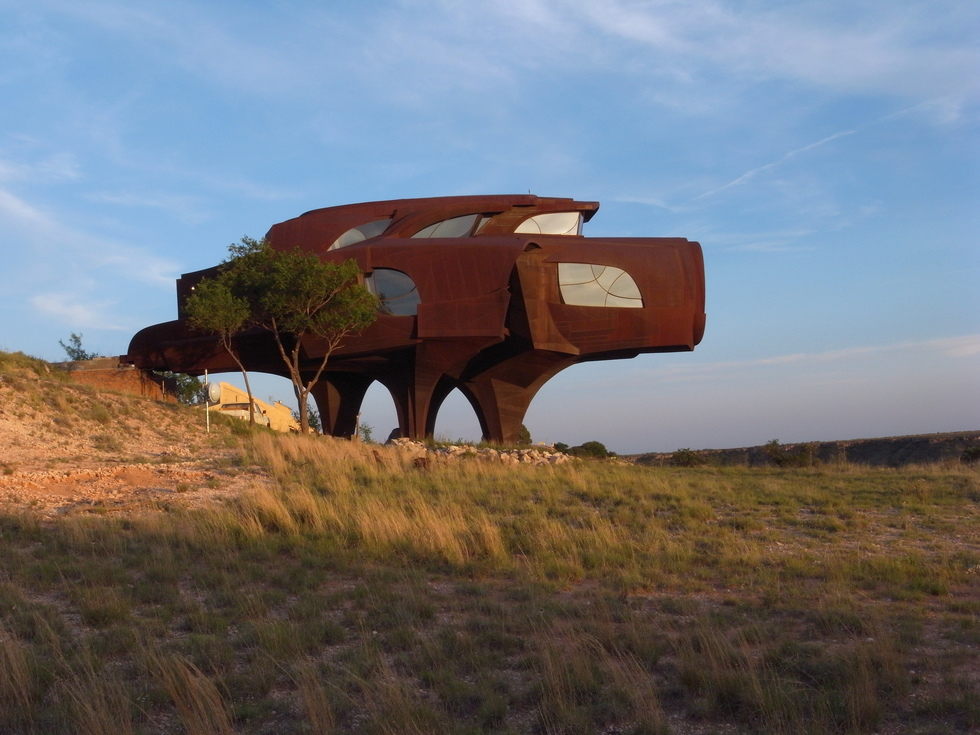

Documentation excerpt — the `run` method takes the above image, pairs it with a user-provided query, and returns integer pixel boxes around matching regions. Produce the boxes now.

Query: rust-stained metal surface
[127,195,706,443]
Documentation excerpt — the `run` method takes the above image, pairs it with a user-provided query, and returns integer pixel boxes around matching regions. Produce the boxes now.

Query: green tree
[516,424,532,446]
[153,371,204,405]
[293,406,322,434]
[203,237,378,434]
[184,277,257,423]
[59,333,100,361]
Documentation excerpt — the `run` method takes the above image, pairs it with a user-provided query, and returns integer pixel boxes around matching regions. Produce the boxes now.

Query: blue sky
[2,0,977,453]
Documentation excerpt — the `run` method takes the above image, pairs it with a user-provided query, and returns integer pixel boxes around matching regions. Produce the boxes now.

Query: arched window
[515,212,582,236]
[557,263,643,308]
[329,218,391,250]
[365,269,420,316]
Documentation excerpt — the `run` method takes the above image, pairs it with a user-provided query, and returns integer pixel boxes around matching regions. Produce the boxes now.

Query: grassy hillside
[0,352,977,733]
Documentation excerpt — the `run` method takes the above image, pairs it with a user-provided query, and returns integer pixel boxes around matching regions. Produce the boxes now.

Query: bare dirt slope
[0,355,267,517]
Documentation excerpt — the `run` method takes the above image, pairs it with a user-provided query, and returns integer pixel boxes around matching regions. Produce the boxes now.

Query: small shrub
[960,446,980,465]
[764,439,788,466]
[91,434,123,452]
[85,403,112,425]
[671,448,704,467]
[569,440,611,459]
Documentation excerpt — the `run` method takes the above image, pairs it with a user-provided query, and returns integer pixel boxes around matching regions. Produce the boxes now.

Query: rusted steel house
[127,195,705,443]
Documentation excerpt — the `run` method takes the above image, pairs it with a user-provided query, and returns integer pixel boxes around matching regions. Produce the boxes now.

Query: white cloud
[0,184,178,287]
[642,335,980,383]
[29,292,128,330]
[0,187,48,224]
[570,0,980,103]
[933,335,980,358]
[22,0,978,131]
[0,152,80,183]
[85,190,209,224]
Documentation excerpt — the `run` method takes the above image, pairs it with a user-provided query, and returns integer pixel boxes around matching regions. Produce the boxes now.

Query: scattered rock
[387,437,573,466]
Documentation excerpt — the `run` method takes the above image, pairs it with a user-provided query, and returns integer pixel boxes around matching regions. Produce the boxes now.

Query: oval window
[365,269,420,316]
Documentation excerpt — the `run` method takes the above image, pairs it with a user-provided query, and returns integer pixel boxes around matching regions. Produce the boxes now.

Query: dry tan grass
[0,622,35,730]
[293,661,336,734]
[62,658,134,735]
[145,649,235,735]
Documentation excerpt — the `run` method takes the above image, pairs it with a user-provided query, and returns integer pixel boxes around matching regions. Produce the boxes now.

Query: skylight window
[329,218,391,250]
[515,212,582,236]
[412,214,480,238]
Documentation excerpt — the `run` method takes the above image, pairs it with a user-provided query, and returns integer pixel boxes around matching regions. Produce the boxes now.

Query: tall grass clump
[293,661,336,733]
[61,659,134,735]
[0,623,37,732]
[674,613,908,734]
[145,649,235,735]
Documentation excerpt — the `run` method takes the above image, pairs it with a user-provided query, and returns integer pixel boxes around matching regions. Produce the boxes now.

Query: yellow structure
[209,382,299,432]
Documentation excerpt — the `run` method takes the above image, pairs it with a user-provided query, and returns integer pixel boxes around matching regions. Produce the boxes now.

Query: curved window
[515,212,582,236]
[412,213,480,238]
[365,268,420,316]
[557,263,643,308]
[329,218,391,250]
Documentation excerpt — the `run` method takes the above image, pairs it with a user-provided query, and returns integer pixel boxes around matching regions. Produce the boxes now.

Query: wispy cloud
[692,129,857,202]
[0,184,178,287]
[569,0,980,104]
[648,335,980,383]
[608,195,684,213]
[85,190,209,224]
[0,152,80,183]
[0,187,48,224]
[22,0,978,143]
[29,291,128,330]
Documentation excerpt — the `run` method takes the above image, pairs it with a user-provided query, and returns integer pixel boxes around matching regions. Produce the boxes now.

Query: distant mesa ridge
[634,431,980,468]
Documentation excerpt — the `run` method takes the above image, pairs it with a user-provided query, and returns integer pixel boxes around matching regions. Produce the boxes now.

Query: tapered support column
[459,351,577,443]
[377,339,499,440]
[310,373,374,438]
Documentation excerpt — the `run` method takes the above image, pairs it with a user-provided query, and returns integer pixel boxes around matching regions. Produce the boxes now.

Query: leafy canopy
[183,237,378,433]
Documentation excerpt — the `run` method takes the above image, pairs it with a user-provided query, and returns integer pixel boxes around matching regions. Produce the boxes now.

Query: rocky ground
[388,436,573,465]
[0,363,265,517]
[0,358,573,517]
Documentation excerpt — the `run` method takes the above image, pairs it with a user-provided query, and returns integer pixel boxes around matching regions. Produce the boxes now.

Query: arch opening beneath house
[433,388,484,445]
[358,381,402,443]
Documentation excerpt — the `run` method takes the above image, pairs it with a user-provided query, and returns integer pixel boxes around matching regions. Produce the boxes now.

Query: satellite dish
[206,382,221,404]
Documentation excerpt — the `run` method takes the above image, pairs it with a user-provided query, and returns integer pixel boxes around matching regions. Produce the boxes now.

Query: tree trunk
[222,340,256,425]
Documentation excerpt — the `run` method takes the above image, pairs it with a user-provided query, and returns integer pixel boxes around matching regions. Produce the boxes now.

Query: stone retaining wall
[55,358,176,402]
